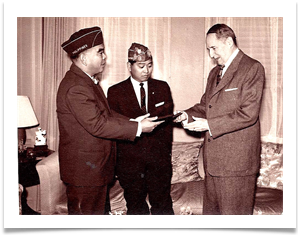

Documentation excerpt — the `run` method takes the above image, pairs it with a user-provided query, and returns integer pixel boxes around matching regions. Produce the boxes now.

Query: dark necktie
[216,65,225,86]
[140,83,147,114]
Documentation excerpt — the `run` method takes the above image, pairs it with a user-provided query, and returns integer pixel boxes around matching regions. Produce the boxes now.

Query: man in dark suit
[175,24,265,215]
[57,27,162,215]
[107,43,174,215]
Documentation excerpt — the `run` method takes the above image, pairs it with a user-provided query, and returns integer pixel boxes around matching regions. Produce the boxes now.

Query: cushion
[253,187,283,215]
[109,180,127,215]
[171,180,204,215]
[257,142,283,190]
[171,141,203,184]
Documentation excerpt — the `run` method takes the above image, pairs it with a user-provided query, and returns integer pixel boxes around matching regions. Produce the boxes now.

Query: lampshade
[17,96,39,128]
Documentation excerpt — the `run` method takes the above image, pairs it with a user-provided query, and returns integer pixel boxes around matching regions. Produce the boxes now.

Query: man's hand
[183,116,209,132]
[134,113,150,122]
[173,110,188,123]
[135,113,164,133]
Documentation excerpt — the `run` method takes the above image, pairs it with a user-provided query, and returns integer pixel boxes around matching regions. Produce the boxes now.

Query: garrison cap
[61,26,103,57]
[128,42,152,62]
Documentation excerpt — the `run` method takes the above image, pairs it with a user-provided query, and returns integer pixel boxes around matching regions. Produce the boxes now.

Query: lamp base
[18,128,26,145]
[33,145,48,151]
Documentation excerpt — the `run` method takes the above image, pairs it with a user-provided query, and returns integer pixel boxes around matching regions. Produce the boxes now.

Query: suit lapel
[147,79,156,114]
[209,51,244,99]
[93,83,112,114]
[123,78,157,115]
[125,78,144,115]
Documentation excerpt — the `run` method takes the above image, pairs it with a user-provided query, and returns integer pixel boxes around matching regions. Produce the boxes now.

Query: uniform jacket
[56,64,138,186]
[186,50,265,177]
[107,77,174,174]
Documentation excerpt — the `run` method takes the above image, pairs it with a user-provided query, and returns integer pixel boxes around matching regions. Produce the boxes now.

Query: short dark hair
[128,60,136,65]
[128,58,153,65]
[207,24,237,46]
[70,54,80,60]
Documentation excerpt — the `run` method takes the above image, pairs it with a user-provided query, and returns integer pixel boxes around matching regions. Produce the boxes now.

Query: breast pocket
[223,88,239,101]
[213,89,240,114]
[222,88,240,109]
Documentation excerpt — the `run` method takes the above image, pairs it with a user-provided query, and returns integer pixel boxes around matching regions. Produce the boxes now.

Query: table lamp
[17,96,39,156]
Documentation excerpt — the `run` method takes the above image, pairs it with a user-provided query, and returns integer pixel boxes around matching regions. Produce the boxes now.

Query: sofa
[33,140,283,215]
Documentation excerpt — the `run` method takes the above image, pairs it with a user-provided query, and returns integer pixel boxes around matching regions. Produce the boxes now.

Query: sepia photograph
[2,0,297,232]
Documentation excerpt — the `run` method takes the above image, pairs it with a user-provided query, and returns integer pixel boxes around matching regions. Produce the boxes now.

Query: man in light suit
[107,43,174,215]
[57,27,162,215]
[175,24,265,215]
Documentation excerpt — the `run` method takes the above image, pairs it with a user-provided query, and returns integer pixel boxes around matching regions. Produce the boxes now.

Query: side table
[18,147,54,215]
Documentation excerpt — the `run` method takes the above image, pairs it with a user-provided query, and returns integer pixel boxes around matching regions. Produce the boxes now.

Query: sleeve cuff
[182,111,189,125]
[130,119,142,137]
[207,120,212,136]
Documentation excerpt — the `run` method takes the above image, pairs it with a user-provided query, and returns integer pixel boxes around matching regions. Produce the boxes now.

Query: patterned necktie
[216,65,225,86]
[140,83,147,114]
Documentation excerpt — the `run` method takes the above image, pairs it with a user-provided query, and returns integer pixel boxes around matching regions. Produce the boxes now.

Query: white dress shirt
[129,77,150,137]
[130,76,148,112]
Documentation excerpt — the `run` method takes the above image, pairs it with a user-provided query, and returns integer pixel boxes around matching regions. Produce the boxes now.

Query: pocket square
[155,101,165,107]
[225,88,238,92]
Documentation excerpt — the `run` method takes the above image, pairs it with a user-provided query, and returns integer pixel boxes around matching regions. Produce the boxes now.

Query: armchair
[35,142,204,215]
[35,152,68,215]
[35,152,128,215]
[35,141,282,215]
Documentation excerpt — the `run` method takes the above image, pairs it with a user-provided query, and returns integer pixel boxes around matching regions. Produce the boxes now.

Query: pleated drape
[17,17,283,151]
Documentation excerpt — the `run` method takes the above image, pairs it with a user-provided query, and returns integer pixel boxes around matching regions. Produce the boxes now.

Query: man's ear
[226,37,234,47]
[127,62,132,72]
[80,53,87,66]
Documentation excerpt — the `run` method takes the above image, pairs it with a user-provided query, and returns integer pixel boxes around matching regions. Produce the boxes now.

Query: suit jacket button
[209,105,212,108]
[208,138,211,142]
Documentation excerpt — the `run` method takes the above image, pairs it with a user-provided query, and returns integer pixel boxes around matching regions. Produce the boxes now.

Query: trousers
[203,173,257,215]
[66,184,110,215]
[118,160,174,215]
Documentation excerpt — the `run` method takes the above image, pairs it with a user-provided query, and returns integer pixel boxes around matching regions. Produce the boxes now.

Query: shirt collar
[130,76,148,86]
[130,76,148,110]
[221,48,239,77]
[83,71,99,84]
[224,48,239,69]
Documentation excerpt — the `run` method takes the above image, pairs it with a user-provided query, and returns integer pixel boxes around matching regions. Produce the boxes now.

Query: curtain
[41,18,78,150]
[72,17,171,94]
[51,17,171,150]
[17,17,43,143]
[17,17,283,151]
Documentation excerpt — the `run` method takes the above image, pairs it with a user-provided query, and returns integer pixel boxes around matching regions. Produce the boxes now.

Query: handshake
[134,110,209,133]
